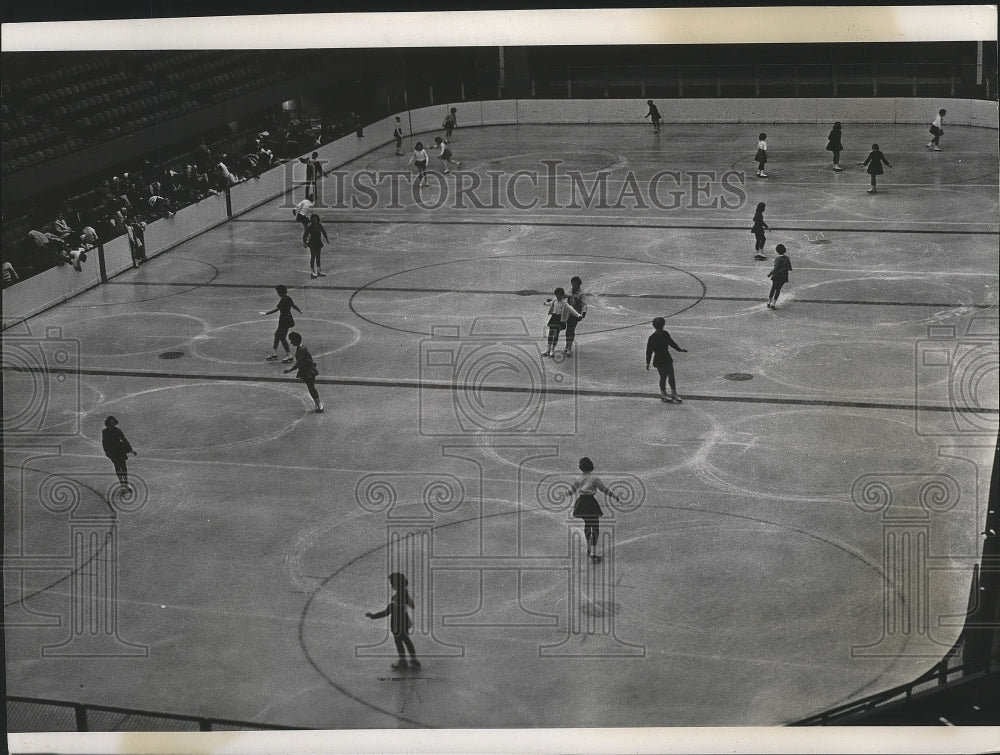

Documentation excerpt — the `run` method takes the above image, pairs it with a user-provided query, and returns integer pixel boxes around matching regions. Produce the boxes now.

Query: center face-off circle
[350,254,706,336]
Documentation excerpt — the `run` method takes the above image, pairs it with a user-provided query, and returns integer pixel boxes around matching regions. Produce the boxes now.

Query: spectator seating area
[1,111,327,284]
[1,51,310,174]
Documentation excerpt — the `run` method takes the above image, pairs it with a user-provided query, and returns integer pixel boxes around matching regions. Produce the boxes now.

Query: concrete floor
[3,123,999,729]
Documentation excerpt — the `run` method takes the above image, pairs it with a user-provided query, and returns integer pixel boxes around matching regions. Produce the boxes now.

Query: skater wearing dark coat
[861,143,891,194]
[644,100,661,133]
[826,122,844,171]
[646,317,688,403]
[751,202,769,261]
[366,572,421,670]
[766,244,792,309]
[102,416,137,489]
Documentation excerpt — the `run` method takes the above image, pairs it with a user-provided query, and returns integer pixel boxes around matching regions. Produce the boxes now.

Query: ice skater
[433,136,462,173]
[563,276,588,357]
[408,142,430,187]
[860,143,891,194]
[298,152,321,194]
[302,214,328,278]
[563,457,621,562]
[826,122,843,171]
[927,108,946,151]
[755,132,768,177]
[292,192,314,231]
[366,572,420,670]
[442,107,457,142]
[645,317,687,403]
[393,116,404,155]
[283,332,324,413]
[751,202,769,261]
[260,285,301,363]
[102,416,137,490]
[543,287,581,357]
[644,99,661,133]
[766,243,792,309]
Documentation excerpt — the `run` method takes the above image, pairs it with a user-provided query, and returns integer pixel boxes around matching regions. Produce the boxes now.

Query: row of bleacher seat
[2,57,117,95]
[25,71,133,107]
[3,52,303,176]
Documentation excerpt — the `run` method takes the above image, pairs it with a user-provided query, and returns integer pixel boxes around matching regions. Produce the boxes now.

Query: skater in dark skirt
[543,287,581,357]
[443,107,457,142]
[260,284,301,363]
[645,317,687,403]
[860,143,891,194]
[393,116,404,156]
[565,457,621,562]
[102,416,137,490]
[563,276,588,357]
[644,100,661,133]
[755,133,768,178]
[826,122,843,171]
[433,136,462,173]
[302,214,328,278]
[283,331,323,413]
[766,243,792,309]
[366,572,420,670]
[408,142,429,188]
[751,202,769,261]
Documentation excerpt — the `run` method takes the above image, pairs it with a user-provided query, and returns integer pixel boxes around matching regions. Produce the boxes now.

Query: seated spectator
[237,152,262,179]
[214,159,239,189]
[79,226,99,250]
[2,258,19,288]
[148,194,174,219]
[53,212,75,240]
[28,226,66,260]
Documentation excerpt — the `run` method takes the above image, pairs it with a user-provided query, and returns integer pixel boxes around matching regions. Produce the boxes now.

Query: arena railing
[5,694,305,732]
[526,63,992,101]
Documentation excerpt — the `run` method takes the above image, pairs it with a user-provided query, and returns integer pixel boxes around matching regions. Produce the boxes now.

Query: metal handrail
[5,694,305,732]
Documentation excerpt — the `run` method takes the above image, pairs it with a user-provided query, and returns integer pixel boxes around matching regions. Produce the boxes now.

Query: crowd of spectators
[4,111,337,287]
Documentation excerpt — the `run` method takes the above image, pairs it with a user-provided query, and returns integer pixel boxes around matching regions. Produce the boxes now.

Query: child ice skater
[826,122,843,171]
[302,214,329,278]
[366,572,420,670]
[442,107,457,142]
[644,100,661,133]
[645,317,687,403]
[393,116,404,156]
[543,287,581,357]
[433,136,462,173]
[564,457,621,562]
[927,108,946,151]
[293,193,314,231]
[260,285,301,363]
[860,143,891,194]
[766,243,792,309]
[409,142,429,187]
[755,132,768,177]
[283,331,323,413]
[751,202,769,261]
[102,416,137,490]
